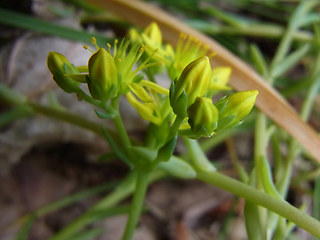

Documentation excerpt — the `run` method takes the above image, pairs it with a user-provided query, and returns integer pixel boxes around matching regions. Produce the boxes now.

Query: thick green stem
[168,116,184,140]
[196,170,320,238]
[112,97,131,147]
[122,171,150,240]
[28,102,103,135]
[252,112,267,237]
[183,138,216,172]
[254,112,267,189]
[77,89,103,108]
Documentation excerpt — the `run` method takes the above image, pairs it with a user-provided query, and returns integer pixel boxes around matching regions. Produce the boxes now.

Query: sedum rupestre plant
[1,1,320,238]
[46,22,258,239]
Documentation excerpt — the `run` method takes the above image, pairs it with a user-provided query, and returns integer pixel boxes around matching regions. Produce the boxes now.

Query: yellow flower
[126,80,172,125]
[169,33,212,80]
[112,40,145,92]
[142,22,162,46]
[126,91,161,125]
[84,38,157,100]
[129,22,174,67]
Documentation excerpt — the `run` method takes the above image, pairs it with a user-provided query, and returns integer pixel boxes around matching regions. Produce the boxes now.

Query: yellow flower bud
[88,48,118,101]
[128,28,142,43]
[170,56,211,117]
[47,52,80,93]
[215,90,258,131]
[142,22,162,46]
[187,97,218,138]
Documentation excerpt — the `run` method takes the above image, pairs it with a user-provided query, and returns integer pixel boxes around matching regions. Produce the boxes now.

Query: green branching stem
[111,97,132,147]
[122,170,150,240]
[168,115,184,140]
[254,113,267,189]
[77,89,105,108]
[196,170,320,238]
[28,102,103,135]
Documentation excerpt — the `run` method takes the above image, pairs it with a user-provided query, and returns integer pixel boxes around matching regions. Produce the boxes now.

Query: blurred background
[0,0,319,239]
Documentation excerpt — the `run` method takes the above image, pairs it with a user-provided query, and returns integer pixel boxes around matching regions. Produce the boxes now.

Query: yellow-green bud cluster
[47,38,155,103]
[47,22,259,143]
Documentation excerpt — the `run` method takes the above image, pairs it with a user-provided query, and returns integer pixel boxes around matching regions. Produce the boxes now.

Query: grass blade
[271,44,310,78]
[15,215,36,240]
[68,228,103,240]
[0,8,109,46]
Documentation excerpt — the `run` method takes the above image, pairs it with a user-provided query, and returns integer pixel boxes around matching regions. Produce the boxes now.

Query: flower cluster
[47,22,258,140]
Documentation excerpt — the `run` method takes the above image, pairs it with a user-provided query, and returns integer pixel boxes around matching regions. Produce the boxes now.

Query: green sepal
[86,75,101,100]
[87,75,117,101]
[129,146,157,169]
[214,96,228,112]
[176,90,188,117]
[216,115,236,132]
[76,65,88,73]
[169,80,175,104]
[157,135,177,162]
[145,113,172,148]
[65,73,88,83]
[52,70,80,93]
[47,52,81,93]
[169,80,188,117]
[63,62,78,74]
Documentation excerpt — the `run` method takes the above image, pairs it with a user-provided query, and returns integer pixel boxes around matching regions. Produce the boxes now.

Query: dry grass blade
[88,0,320,162]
